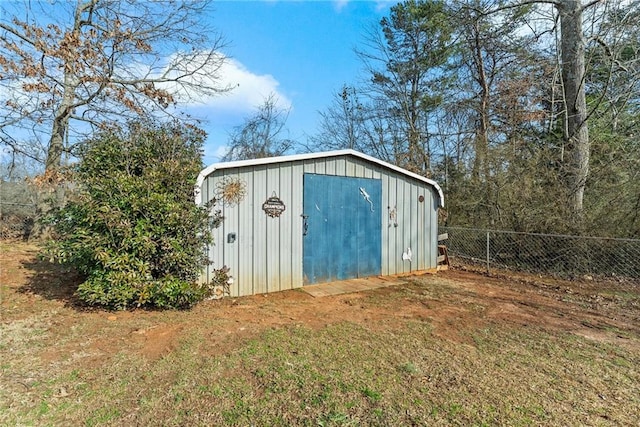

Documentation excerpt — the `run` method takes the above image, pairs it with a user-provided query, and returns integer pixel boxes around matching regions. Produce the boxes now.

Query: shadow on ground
[19,255,84,308]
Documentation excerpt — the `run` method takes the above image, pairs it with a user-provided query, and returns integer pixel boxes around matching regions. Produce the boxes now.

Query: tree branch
[0,22,35,47]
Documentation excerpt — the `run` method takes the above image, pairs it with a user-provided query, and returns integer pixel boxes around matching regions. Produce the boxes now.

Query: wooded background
[2,0,639,238]
[308,0,639,238]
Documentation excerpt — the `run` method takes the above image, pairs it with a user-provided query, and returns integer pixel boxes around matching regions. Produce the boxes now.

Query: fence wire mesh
[1,181,38,240]
[441,227,640,284]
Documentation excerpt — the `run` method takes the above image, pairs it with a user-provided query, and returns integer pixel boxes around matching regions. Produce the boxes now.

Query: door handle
[301,214,309,236]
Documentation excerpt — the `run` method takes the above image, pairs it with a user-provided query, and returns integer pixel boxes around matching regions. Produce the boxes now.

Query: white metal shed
[195,150,444,297]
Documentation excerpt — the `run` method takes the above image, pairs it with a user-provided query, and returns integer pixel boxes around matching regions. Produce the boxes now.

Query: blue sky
[191,1,394,165]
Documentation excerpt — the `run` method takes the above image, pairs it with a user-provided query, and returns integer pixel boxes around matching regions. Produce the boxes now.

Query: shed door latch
[301,214,309,236]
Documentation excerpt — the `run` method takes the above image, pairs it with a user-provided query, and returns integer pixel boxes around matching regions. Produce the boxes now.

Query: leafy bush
[43,121,224,309]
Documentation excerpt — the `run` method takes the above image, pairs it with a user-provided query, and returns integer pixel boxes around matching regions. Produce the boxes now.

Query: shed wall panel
[399,180,408,274]
[380,172,390,276]
[392,176,401,273]
[289,162,304,288]
[278,165,292,291]
[408,181,417,270]
[239,169,254,296]
[314,160,326,175]
[336,158,346,176]
[415,183,423,269]
[417,182,426,271]
[266,166,281,292]
[345,160,355,176]
[224,171,239,295]
[325,158,336,175]
[252,166,267,295]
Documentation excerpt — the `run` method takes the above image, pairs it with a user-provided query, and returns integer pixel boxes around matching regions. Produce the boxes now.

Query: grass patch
[7,321,637,426]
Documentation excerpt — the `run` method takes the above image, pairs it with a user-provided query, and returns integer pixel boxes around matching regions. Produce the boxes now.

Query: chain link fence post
[486,231,490,274]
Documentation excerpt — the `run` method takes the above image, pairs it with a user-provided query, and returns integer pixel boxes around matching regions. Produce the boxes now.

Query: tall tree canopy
[0,0,229,172]
[357,0,454,174]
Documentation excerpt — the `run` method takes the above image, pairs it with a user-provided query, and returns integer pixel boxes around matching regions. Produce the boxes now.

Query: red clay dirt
[2,243,638,362]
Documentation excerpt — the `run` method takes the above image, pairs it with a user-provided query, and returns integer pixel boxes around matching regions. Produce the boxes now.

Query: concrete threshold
[302,276,407,297]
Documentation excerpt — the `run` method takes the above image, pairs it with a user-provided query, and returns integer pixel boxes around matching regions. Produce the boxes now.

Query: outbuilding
[195,149,444,297]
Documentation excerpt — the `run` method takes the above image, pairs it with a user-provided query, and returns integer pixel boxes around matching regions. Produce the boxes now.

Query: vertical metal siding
[290,162,304,287]
[314,159,326,175]
[380,173,390,276]
[237,169,254,296]
[411,183,420,271]
[325,158,336,175]
[266,166,281,293]
[388,174,396,275]
[251,166,267,295]
[335,157,347,176]
[430,193,439,267]
[278,165,292,292]
[417,183,426,271]
[402,181,410,274]
[201,154,440,296]
[223,170,239,295]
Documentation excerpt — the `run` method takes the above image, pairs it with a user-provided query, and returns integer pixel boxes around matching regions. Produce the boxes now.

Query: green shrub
[43,121,224,309]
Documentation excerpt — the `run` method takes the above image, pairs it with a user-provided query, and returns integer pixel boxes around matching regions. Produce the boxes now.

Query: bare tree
[222,94,295,161]
[308,85,372,152]
[0,0,229,172]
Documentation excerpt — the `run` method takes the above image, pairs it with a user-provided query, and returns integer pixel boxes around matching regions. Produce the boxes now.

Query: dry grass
[1,242,639,426]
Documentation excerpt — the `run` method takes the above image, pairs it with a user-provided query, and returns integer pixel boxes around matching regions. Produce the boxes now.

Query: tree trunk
[470,17,492,226]
[44,1,87,172]
[46,112,67,172]
[46,76,75,171]
[559,0,590,223]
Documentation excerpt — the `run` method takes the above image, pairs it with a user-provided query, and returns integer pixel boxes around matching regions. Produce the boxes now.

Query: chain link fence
[0,203,37,240]
[440,227,640,284]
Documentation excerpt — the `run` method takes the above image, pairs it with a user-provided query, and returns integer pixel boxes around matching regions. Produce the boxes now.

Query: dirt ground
[2,242,638,362]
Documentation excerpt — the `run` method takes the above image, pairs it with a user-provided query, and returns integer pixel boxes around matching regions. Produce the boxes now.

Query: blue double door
[303,174,382,284]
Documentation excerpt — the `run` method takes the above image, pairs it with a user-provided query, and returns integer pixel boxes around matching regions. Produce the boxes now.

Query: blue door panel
[303,174,381,284]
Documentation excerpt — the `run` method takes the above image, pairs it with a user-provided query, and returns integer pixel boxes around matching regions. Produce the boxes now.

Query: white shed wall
[200,154,440,297]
